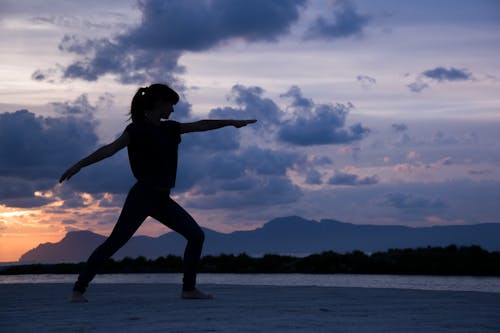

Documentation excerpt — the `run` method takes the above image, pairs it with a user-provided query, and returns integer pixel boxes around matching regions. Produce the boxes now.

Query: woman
[59,83,256,302]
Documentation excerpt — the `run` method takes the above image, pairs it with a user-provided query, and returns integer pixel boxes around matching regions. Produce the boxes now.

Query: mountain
[18,216,500,263]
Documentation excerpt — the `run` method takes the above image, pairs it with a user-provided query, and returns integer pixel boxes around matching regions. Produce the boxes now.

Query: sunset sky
[1,0,499,262]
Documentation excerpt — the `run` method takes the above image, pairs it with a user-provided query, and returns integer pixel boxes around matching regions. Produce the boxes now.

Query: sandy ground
[1,283,499,332]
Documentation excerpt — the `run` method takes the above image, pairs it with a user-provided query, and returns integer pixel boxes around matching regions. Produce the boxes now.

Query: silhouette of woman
[59,83,256,302]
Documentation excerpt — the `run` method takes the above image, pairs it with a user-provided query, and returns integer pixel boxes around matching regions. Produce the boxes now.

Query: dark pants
[73,182,205,294]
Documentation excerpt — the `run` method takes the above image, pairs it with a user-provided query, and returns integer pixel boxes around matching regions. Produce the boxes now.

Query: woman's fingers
[59,166,80,183]
[234,119,257,128]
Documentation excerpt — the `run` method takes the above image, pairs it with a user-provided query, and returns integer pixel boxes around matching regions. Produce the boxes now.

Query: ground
[1,283,499,332]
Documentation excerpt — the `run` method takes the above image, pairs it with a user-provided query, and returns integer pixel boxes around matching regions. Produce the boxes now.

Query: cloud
[0,176,53,208]
[305,0,370,40]
[305,169,323,185]
[468,169,491,176]
[181,127,241,153]
[186,175,302,210]
[280,85,314,111]
[328,170,379,186]
[0,96,135,207]
[50,94,99,116]
[435,157,452,166]
[0,108,98,181]
[422,67,473,82]
[209,85,284,127]
[0,84,370,213]
[31,67,61,83]
[432,130,459,145]
[407,80,429,93]
[391,123,408,132]
[278,101,369,146]
[381,192,446,213]
[356,75,376,88]
[211,85,370,146]
[407,66,474,93]
[37,0,306,84]
[177,144,303,193]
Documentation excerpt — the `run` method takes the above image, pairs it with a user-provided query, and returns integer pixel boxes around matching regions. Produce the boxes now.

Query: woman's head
[130,83,180,122]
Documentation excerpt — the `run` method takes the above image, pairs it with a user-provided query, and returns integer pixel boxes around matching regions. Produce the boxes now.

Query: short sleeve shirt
[125,120,181,188]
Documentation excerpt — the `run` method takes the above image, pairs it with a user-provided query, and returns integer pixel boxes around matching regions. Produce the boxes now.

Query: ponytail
[129,84,180,122]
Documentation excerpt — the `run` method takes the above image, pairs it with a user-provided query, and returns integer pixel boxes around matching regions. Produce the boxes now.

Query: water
[1,273,500,293]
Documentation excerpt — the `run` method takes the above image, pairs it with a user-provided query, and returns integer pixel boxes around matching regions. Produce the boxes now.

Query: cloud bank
[36,0,307,84]
[33,0,373,85]
[407,66,475,93]
[422,67,473,82]
[278,86,369,146]
[305,0,370,40]
[0,84,369,212]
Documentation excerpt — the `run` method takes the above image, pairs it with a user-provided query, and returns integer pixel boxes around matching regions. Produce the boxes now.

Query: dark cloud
[181,127,241,153]
[0,84,370,213]
[0,108,98,180]
[391,123,408,132]
[186,175,302,210]
[328,170,379,186]
[435,157,452,166]
[305,169,323,185]
[381,192,446,212]
[50,94,97,116]
[127,0,306,49]
[278,102,369,146]
[280,85,314,111]
[311,156,333,165]
[305,0,370,40]
[432,130,459,145]
[468,169,491,176]
[422,67,473,82]
[240,146,303,176]
[32,14,128,31]
[407,80,429,93]
[0,176,53,208]
[177,144,303,193]
[210,85,369,146]
[0,96,135,207]
[407,67,474,93]
[356,75,376,88]
[209,85,284,126]
[38,0,306,84]
[31,68,58,82]
[171,100,193,121]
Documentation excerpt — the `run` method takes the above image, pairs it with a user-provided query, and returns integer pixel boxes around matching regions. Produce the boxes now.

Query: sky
[1,0,499,262]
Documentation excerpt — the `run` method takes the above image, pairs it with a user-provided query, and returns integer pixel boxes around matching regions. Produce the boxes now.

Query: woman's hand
[233,119,257,128]
[59,164,81,183]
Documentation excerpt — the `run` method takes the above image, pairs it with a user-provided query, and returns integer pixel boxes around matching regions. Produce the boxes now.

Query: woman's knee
[190,227,205,245]
[97,234,128,256]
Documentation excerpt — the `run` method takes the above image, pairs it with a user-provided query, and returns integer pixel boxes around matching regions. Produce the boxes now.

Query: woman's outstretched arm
[59,131,130,183]
[180,119,257,134]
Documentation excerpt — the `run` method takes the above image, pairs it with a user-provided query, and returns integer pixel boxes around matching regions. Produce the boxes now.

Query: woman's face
[152,99,174,119]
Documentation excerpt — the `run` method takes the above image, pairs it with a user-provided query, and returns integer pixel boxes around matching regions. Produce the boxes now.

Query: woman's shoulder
[125,120,147,131]
[160,120,181,131]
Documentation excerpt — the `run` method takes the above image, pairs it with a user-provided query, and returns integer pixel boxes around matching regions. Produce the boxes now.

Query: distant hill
[19,216,500,263]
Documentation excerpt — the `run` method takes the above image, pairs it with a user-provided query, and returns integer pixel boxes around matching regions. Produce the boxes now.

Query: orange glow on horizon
[0,204,65,262]
[0,190,124,262]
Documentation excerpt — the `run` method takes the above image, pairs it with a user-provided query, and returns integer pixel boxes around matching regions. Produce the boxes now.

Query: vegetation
[1,245,499,276]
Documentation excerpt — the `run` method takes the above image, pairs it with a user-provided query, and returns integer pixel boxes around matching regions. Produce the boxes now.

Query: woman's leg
[150,196,205,292]
[73,183,149,294]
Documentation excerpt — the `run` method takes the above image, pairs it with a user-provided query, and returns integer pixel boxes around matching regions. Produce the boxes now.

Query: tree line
[2,245,499,276]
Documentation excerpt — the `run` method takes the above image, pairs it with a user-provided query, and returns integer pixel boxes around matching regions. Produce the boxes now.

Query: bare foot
[181,288,213,300]
[69,291,88,303]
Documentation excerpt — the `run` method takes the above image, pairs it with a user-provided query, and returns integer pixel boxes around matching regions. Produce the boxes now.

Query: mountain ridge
[18,216,500,263]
